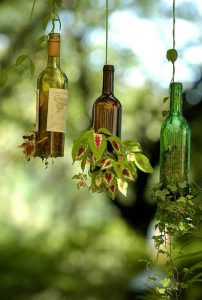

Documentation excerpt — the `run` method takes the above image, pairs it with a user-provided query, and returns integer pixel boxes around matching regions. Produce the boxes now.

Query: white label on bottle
[46,88,68,133]
[36,89,39,131]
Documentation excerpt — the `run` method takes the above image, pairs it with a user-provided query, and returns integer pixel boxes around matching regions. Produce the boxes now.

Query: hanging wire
[105,0,109,65]
[172,0,176,82]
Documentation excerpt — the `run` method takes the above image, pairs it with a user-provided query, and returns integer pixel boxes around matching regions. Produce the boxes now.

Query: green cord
[172,0,176,82]
[105,0,109,65]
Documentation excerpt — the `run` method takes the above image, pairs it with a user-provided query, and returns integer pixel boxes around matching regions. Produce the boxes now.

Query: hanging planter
[72,128,153,199]
[160,82,190,191]
[92,64,122,137]
[19,32,68,165]
[148,1,199,299]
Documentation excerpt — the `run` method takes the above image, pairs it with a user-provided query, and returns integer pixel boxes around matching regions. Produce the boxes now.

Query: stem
[172,0,176,82]
[30,0,37,21]
[105,0,109,64]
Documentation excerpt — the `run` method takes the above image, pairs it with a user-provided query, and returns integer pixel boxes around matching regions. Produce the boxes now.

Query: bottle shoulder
[93,94,122,107]
[161,114,190,131]
[37,66,68,89]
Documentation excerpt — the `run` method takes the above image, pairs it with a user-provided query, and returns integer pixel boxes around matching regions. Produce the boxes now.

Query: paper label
[46,88,68,133]
[36,89,39,131]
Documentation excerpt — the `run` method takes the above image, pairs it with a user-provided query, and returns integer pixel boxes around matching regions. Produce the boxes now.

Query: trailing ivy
[145,184,201,299]
[72,128,153,199]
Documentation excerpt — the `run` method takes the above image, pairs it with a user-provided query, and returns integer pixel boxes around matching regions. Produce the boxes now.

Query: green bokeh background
[0,1,201,299]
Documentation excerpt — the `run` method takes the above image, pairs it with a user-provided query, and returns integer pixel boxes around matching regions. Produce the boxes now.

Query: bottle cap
[48,33,60,57]
[170,82,183,89]
[103,65,115,72]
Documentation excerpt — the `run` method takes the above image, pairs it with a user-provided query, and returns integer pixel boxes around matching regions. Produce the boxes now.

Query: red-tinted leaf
[112,141,121,152]
[23,144,35,160]
[25,144,35,155]
[104,172,115,186]
[108,136,121,153]
[18,142,27,148]
[95,175,102,187]
[101,158,113,170]
[76,146,87,159]
[94,133,102,150]
[122,169,134,181]
[77,181,86,190]
[108,183,117,200]
[113,161,123,177]
[88,131,107,159]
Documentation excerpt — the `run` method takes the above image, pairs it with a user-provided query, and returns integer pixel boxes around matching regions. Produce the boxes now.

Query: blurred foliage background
[0,0,202,299]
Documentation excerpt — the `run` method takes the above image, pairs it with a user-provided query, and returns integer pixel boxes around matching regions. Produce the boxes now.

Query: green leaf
[16,54,28,66]
[72,138,87,163]
[160,278,170,288]
[48,0,53,6]
[123,141,142,153]
[81,155,89,171]
[42,15,50,30]
[29,58,35,76]
[113,161,123,178]
[0,69,8,87]
[133,153,153,173]
[155,189,169,201]
[166,48,178,63]
[162,110,169,117]
[38,34,47,44]
[163,96,169,103]
[54,0,62,7]
[98,127,112,136]
[158,288,166,294]
[117,179,128,196]
[80,129,94,141]
[88,132,107,159]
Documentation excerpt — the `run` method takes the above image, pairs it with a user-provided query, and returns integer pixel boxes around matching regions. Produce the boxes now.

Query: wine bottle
[35,33,68,159]
[92,65,122,137]
[160,82,190,189]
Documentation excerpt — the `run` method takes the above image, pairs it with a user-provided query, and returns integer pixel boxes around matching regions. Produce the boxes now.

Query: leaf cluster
[19,133,49,165]
[72,128,153,199]
[147,183,200,299]
[153,183,196,237]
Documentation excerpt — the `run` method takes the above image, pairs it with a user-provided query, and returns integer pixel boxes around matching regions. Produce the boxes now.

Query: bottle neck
[102,65,114,95]
[47,56,60,68]
[47,33,60,68]
[170,82,183,115]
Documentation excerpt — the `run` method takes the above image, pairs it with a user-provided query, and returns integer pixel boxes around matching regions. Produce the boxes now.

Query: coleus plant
[18,133,36,161]
[72,128,153,199]
[18,133,48,163]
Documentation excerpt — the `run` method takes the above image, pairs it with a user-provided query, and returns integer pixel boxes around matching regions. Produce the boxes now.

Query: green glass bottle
[160,82,190,189]
[92,65,122,137]
[35,33,68,159]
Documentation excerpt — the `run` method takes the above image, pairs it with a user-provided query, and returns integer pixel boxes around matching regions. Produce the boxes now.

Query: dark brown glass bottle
[92,65,122,137]
[35,33,68,159]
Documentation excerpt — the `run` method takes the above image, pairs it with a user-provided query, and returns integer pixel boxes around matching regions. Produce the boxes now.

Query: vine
[17,0,63,165]
[0,0,62,88]
[146,1,201,298]
[145,184,200,299]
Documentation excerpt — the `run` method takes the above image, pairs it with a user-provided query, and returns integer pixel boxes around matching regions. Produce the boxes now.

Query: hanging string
[172,0,176,82]
[105,0,109,65]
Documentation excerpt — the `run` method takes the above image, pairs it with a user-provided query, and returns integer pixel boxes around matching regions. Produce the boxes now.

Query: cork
[48,33,60,57]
